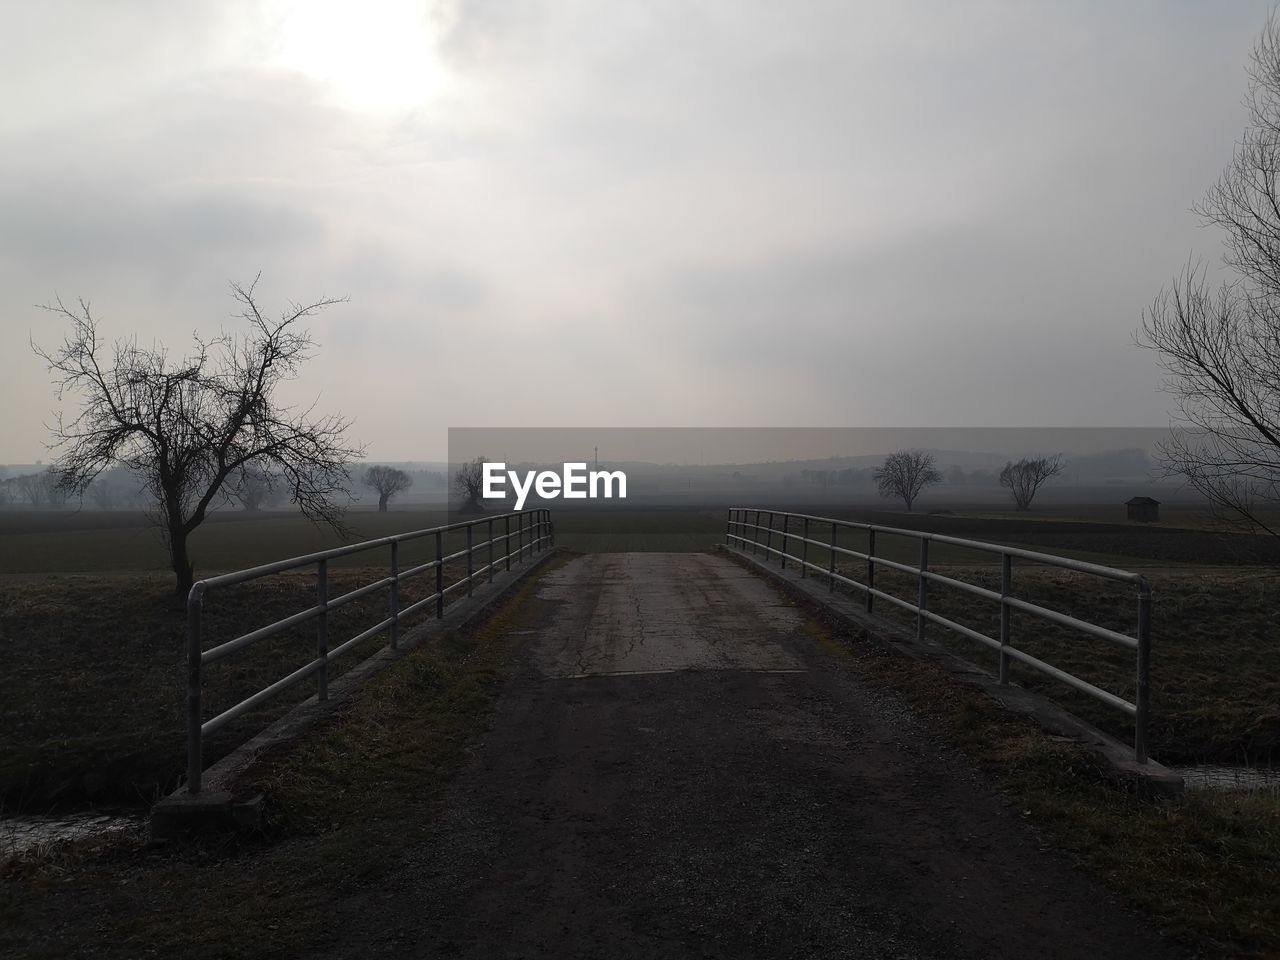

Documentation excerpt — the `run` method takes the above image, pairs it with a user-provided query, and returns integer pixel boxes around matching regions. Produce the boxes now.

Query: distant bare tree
[14,472,49,507]
[874,450,942,511]
[363,465,412,512]
[1139,15,1280,536]
[453,457,487,513]
[33,277,362,593]
[13,470,65,509]
[87,477,117,509]
[230,465,284,512]
[999,455,1065,510]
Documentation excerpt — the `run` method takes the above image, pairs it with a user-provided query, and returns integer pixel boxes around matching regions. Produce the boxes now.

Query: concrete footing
[150,791,263,840]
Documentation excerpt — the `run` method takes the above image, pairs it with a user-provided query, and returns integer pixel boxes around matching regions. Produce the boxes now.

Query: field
[1,501,1277,811]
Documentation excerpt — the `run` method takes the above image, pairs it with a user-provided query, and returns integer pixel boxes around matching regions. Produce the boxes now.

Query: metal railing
[185,509,554,793]
[725,508,1152,763]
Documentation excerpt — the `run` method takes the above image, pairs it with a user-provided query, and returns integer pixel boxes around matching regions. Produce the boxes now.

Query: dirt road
[314,553,1181,959]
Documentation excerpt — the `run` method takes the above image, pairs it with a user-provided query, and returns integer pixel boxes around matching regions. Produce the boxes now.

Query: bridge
[156,509,1180,958]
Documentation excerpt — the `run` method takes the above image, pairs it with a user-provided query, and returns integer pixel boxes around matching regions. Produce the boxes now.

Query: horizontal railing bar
[194,510,544,591]
[399,591,443,619]
[326,576,395,610]
[399,558,442,580]
[729,508,1146,585]
[732,538,1140,650]
[1004,597,1139,650]
[918,608,1001,653]
[327,615,398,662]
[1000,644,1137,715]
[201,656,323,734]
[202,603,325,664]
[441,579,471,597]
[727,510,1146,753]
[921,570,1003,604]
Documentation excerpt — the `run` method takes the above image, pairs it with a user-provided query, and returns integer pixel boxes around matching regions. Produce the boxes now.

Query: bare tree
[453,457,487,513]
[1139,16,1280,535]
[363,465,412,512]
[999,454,1065,510]
[34,277,362,593]
[873,450,942,511]
[13,470,66,509]
[230,464,283,512]
[87,477,117,509]
[14,472,49,507]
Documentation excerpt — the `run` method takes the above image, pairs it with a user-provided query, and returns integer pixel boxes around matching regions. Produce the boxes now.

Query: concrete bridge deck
[314,552,1179,959]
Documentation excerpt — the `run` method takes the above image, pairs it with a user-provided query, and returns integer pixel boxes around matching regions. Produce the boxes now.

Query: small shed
[1126,496,1160,523]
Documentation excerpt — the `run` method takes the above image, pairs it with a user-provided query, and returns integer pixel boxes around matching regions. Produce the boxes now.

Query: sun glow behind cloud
[266,0,451,113]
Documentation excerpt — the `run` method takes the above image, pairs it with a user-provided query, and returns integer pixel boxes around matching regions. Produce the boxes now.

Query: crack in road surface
[313,553,1181,960]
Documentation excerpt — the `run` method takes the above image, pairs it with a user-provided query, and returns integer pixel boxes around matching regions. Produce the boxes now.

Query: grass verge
[804,604,1280,957]
[0,556,512,810]
[842,564,1280,764]
[0,555,564,960]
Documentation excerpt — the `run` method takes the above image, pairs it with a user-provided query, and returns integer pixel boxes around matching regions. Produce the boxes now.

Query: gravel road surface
[314,553,1181,960]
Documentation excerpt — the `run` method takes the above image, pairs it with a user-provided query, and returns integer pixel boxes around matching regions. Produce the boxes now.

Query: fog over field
[1,3,1276,464]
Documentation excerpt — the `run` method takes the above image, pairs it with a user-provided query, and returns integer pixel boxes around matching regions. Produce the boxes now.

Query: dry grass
[0,559,562,959]
[0,557,501,810]
[809,611,1280,957]
[815,562,1280,765]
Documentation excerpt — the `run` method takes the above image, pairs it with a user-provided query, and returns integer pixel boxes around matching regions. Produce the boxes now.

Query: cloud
[1,0,1276,460]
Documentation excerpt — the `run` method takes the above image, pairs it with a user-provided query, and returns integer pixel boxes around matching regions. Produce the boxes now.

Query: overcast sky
[0,1,1272,462]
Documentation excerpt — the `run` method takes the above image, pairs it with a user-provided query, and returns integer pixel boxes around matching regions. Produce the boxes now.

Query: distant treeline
[0,463,449,510]
[789,448,1153,489]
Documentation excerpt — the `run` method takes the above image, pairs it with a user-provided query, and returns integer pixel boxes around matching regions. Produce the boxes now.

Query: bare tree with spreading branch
[873,450,942,511]
[13,469,66,509]
[999,454,1066,510]
[453,457,487,513]
[1139,16,1280,536]
[230,464,284,512]
[33,277,362,593]
[363,465,412,512]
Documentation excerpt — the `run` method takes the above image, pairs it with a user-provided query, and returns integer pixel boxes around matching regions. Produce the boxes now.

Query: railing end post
[186,582,207,795]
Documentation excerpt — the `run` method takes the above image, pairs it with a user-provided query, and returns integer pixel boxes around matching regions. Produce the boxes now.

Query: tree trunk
[169,524,194,595]
[378,493,389,512]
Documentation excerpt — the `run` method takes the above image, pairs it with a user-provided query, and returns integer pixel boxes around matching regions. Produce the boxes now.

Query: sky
[0,0,1273,463]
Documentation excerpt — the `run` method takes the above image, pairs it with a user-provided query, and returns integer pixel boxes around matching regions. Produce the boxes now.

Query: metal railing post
[779,513,787,570]
[999,554,1011,684]
[765,511,774,560]
[866,529,876,614]
[504,515,511,571]
[916,539,929,642]
[435,530,444,618]
[518,512,525,562]
[466,523,474,596]
[1135,583,1151,764]
[800,516,808,578]
[317,559,329,701]
[828,521,836,592]
[390,540,400,650]
[726,508,733,547]
[488,518,495,582]
[186,587,204,794]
